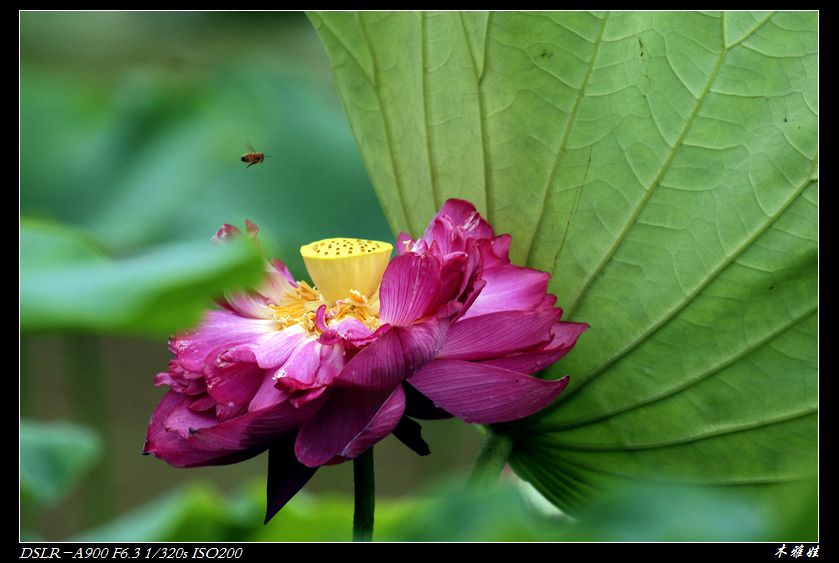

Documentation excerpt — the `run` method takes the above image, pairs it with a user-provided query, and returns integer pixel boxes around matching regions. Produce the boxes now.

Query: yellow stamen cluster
[269,281,322,330]
[265,238,392,336]
[332,289,380,331]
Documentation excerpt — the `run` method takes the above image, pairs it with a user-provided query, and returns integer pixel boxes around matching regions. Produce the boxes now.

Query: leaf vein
[314,15,377,87]
[540,305,817,430]
[563,23,738,319]
[358,13,416,235]
[420,12,440,209]
[537,407,816,452]
[523,11,610,266]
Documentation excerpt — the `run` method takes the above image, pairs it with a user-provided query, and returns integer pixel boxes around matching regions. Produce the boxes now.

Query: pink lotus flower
[144,200,587,521]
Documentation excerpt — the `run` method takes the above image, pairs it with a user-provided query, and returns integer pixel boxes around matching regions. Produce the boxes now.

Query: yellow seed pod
[300,238,393,304]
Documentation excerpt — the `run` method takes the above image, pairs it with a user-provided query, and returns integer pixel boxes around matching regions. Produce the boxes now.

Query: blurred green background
[20,11,483,541]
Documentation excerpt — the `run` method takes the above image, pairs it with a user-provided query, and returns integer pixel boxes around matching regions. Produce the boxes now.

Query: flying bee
[241,142,268,168]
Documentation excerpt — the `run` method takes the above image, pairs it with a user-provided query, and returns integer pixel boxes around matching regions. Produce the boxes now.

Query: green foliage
[310,10,818,535]
[73,480,423,542]
[555,478,817,541]
[254,489,423,542]
[21,220,265,336]
[397,480,805,541]
[20,420,102,507]
[72,476,815,541]
[71,483,254,542]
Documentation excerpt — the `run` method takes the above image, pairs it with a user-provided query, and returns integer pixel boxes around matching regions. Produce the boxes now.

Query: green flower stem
[352,448,375,542]
[467,431,513,490]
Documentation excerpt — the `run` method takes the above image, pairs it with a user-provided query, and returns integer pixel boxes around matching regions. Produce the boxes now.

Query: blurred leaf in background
[21,420,102,508]
[71,483,259,542]
[70,472,817,541]
[21,220,264,336]
[72,481,423,542]
[555,478,818,542]
[403,477,818,541]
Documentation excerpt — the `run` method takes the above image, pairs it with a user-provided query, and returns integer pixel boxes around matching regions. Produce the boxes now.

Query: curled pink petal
[248,325,309,370]
[204,348,266,409]
[144,391,264,467]
[273,340,346,406]
[164,396,217,438]
[155,363,205,396]
[440,309,562,361]
[188,395,216,413]
[169,310,275,373]
[434,243,483,317]
[462,245,552,318]
[379,252,442,326]
[408,359,570,424]
[186,395,323,454]
[272,340,322,391]
[335,319,447,390]
[294,385,405,467]
[215,402,246,422]
[248,373,290,412]
[329,317,378,346]
[222,294,272,319]
[481,321,589,374]
[490,234,512,261]
[422,199,495,254]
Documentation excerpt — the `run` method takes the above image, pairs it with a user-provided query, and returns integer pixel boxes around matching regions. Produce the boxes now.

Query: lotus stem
[353,447,375,542]
[467,431,513,489]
